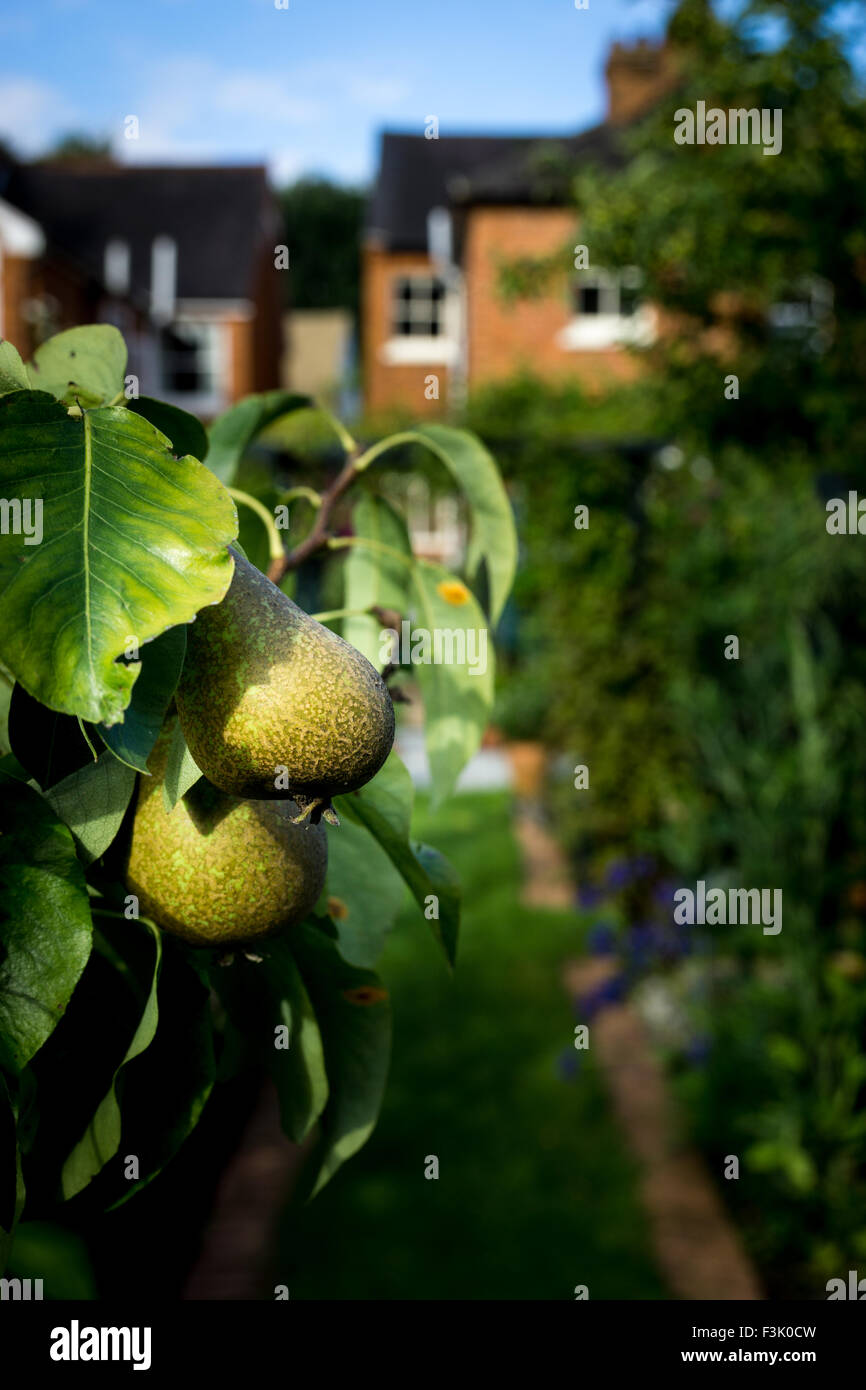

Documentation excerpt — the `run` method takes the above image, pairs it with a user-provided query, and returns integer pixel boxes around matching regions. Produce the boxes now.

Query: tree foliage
[0,323,515,1274]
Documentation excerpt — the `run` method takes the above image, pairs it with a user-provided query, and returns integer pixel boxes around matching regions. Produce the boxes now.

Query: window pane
[579,285,600,315]
[392,275,446,336]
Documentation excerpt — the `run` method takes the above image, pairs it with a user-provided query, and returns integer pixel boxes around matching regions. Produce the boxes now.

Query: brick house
[0,155,282,417]
[362,36,679,417]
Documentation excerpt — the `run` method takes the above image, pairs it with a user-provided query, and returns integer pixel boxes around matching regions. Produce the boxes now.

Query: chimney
[604,37,674,126]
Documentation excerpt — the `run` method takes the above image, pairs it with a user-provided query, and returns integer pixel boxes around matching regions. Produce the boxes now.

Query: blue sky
[0,0,672,185]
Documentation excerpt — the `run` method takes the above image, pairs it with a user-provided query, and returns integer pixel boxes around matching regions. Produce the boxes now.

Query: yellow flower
[437,579,470,606]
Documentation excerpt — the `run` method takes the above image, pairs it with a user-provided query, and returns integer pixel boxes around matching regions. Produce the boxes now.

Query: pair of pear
[125,552,395,948]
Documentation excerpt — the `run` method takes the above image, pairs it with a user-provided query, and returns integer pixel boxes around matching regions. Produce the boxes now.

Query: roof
[4,162,277,301]
[367,125,624,252]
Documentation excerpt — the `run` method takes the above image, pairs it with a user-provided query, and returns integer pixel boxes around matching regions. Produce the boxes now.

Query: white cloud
[0,77,79,155]
[216,74,322,126]
[112,56,325,168]
[348,75,411,110]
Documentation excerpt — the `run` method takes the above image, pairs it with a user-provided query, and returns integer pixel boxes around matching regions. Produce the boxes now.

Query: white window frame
[558,265,656,351]
[382,271,460,366]
[155,317,227,417]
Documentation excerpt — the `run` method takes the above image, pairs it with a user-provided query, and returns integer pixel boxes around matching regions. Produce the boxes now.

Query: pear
[125,724,327,948]
[175,550,395,817]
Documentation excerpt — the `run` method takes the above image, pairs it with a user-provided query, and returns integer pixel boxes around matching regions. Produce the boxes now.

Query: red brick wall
[2,253,102,359]
[362,243,451,417]
[464,205,643,394]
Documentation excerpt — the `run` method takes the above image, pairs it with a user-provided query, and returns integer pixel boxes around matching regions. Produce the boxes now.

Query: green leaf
[5,1222,97,1298]
[0,341,32,396]
[342,494,412,668]
[334,751,461,967]
[0,391,237,725]
[406,559,495,804]
[102,945,215,1208]
[408,842,461,967]
[44,751,137,864]
[214,939,329,1144]
[290,922,391,1196]
[126,396,208,461]
[325,815,408,967]
[61,921,161,1199]
[205,389,313,485]
[28,325,126,408]
[161,718,203,812]
[0,776,92,1068]
[98,625,187,773]
[8,683,99,789]
[0,753,29,783]
[410,424,516,625]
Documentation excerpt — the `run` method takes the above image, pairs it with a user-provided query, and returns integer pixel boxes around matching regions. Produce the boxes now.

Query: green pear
[175,550,395,816]
[125,724,327,948]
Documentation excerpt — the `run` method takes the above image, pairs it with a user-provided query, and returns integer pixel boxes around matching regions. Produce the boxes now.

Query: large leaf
[205,389,313,485]
[98,625,187,773]
[410,424,516,625]
[126,397,208,461]
[93,945,216,1209]
[44,751,137,864]
[5,1222,97,1298]
[291,921,391,1197]
[325,815,408,967]
[0,341,32,396]
[406,559,495,805]
[28,325,126,408]
[214,939,329,1144]
[0,391,237,725]
[8,683,98,789]
[61,921,161,1199]
[342,494,413,668]
[0,776,92,1068]
[334,751,461,966]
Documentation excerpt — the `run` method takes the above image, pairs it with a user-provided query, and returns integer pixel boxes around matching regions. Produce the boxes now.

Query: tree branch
[266,450,361,583]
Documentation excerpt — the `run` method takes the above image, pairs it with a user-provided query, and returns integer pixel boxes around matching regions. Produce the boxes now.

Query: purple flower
[605,859,634,890]
[576,882,604,910]
[653,879,678,911]
[625,923,656,963]
[556,1049,582,1082]
[575,974,626,1018]
[587,923,617,956]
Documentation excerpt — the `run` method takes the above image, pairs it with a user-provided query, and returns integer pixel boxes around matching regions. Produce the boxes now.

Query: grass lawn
[274,791,667,1300]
